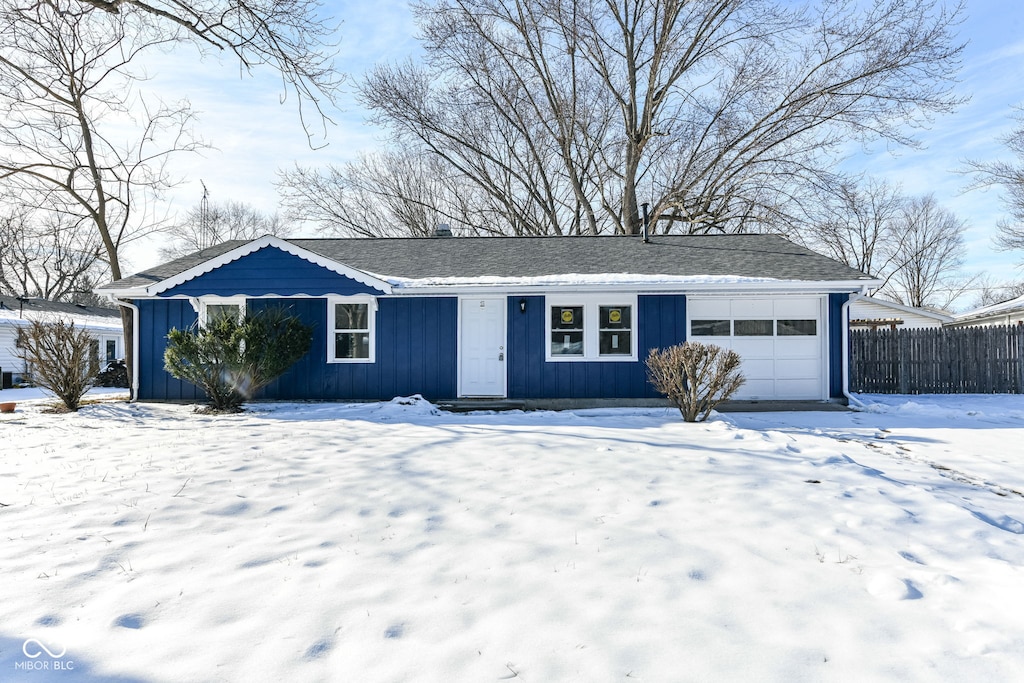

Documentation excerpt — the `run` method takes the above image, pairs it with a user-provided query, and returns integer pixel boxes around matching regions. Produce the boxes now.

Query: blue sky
[131,0,1024,304]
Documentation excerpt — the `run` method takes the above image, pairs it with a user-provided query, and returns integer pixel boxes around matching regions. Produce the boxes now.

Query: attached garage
[688,297,826,400]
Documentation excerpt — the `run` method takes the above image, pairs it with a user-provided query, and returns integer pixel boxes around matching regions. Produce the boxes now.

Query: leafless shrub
[16,319,98,411]
[646,342,745,423]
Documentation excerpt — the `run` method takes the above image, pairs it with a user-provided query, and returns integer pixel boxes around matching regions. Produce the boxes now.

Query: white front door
[459,297,507,397]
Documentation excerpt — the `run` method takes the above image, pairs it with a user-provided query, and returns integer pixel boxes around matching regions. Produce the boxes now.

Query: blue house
[96,234,878,404]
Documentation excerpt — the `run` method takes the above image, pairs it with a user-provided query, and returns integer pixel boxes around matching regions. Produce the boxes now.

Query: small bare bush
[16,319,98,411]
[646,342,745,422]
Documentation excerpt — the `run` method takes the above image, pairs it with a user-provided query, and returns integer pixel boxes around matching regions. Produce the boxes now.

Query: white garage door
[687,297,825,400]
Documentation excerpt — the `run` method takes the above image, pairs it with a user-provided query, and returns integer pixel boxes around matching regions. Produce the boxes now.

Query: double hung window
[328,297,376,362]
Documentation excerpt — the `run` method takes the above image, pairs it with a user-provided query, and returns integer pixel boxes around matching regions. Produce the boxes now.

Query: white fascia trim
[94,285,150,299]
[116,236,393,297]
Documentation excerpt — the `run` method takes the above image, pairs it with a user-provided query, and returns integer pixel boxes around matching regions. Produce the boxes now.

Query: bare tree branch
[160,198,292,259]
[964,107,1024,262]
[71,0,343,141]
[286,0,964,238]
[0,0,209,390]
[0,204,105,301]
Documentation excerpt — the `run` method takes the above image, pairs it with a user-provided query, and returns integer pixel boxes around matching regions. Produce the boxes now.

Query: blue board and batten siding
[136,296,458,401]
[253,297,457,401]
[162,247,381,297]
[828,293,848,400]
[507,295,687,399]
[138,292,688,401]
[137,299,204,401]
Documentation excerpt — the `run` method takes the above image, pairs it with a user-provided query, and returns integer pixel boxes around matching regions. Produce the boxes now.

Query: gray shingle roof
[102,234,874,291]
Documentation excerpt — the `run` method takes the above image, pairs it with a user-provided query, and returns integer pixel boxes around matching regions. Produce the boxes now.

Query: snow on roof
[377,273,782,288]
[0,307,123,331]
[954,294,1024,322]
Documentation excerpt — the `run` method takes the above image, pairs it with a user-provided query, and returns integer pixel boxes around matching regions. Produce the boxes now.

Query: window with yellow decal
[546,295,637,361]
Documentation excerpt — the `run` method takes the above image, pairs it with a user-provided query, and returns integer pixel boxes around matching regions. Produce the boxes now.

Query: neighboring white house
[949,294,1024,328]
[0,295,124,386]
[849,296,953,330]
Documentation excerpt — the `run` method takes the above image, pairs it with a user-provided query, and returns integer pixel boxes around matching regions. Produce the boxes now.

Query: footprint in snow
[305,638,333,659]
[867,575,923,601]
[206,501,251,516]
[898,550,925,565]
[385,623,405,639]
[114,613,146,629]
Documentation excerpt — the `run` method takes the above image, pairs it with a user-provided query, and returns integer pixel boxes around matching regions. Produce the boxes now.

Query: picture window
[546,296,636,361]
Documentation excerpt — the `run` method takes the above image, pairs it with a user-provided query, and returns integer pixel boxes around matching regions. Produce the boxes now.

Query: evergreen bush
[164,306,313,412]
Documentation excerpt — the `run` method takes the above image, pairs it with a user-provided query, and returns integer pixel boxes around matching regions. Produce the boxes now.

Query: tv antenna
[200,180,210,249]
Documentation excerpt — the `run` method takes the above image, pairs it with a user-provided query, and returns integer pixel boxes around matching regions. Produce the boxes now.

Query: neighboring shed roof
[101,234,876,292]
[849,297,954,328]
[0,295,122,329]
[953,294,1024,325]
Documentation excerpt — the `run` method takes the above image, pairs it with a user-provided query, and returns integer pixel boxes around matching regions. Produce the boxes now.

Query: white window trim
[327,295,377,364]
[99,335,122,362]
[545,293,638,362]
[198,296,247,328]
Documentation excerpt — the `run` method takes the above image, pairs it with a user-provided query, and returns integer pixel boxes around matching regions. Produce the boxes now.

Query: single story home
[848,296,953,330]
[948,294,1024,328]
[0,295,124,387]
[96,234,880,405]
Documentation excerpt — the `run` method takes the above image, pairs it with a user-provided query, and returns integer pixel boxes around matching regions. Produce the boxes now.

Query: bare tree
[77,0,341,140]
[280,150,512,237]
[801,177,906,277]
[965,108,1024,262]
[0,206,105,302]
[287,0,964,237]
[970,277,1024,308]
[160,199,293,260]
[800,179,973,310]
[880,194,972,309]
[0,1,207,392]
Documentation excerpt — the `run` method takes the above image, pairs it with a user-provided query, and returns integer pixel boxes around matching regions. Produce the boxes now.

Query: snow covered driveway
[1,395,1022,682]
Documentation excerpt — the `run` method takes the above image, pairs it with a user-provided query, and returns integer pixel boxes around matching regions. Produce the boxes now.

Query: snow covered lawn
[1,393,1023,682]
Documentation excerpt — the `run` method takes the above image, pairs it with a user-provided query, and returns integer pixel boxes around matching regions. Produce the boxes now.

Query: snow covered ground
[0,390,1022,682]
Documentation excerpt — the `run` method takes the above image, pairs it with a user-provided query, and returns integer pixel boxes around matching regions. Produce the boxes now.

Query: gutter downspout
[841,289,869,409]
[110,297,140,402]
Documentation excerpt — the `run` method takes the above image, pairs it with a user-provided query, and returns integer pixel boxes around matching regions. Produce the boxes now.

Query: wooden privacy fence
[850,325,1024,394]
